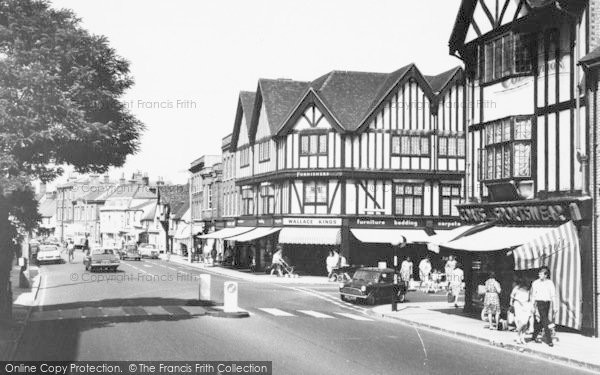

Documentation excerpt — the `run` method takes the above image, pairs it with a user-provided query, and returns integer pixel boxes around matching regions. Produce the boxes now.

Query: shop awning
[350,229,430,245]
[512,221,581,330]
[425,225,479,253]
[196,227,253,239]
[438,226,561,252]
[279,227,341,245]
[226,227,281,242]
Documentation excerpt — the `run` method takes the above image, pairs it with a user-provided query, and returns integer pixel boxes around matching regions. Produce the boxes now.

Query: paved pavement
[12,251,597,374]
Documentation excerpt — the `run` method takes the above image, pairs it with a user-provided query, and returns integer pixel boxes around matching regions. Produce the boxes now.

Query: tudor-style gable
[231,91,256,150]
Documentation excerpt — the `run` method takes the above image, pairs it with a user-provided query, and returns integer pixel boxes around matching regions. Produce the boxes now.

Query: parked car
[120,244,141,261]
[339,267,407,305]
[36,244,63,264]
[84,248,120,272]
[138,244,159,259]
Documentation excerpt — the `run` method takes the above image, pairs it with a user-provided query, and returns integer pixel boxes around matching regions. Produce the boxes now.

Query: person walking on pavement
[531,266,558,347]
[326,250,340,281]
[400,256,413,287]
[449,263,464,308]
[510,277,532,344]
[482,272,502,330]
[271,246,284,277]
[444,255,457,290]
[419,257,432,291]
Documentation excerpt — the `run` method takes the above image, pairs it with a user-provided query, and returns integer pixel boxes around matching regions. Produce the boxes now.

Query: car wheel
[340,295,347,302]
[366,295,376,306]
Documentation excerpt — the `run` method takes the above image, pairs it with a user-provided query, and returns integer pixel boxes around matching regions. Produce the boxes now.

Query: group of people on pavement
[399,255,464,307]
[482,266,558,347]
[325,250,347,280]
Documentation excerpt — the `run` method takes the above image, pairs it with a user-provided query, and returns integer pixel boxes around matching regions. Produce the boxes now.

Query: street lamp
[390,236,407,312]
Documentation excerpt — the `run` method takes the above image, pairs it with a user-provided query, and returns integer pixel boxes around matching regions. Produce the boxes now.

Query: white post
[223,281,239,313]
[199,274,211,301]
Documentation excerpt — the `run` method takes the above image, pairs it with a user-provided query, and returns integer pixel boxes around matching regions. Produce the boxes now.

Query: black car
[339,267,407,305]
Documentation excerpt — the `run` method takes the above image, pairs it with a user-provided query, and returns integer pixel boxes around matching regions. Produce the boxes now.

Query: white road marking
[334,313,373,321]
[143,264,152,268]
[297,310,336,319]
[258,308,296,317]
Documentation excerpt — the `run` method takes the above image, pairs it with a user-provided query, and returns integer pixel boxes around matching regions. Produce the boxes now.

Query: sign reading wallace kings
[458,199,591,225]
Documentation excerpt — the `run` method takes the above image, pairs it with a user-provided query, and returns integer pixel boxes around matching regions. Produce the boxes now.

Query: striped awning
[226,227,281,242]
[196,227,253,239]
[279,227,341,245]
[437,226,560,252]
[350,229,430,245]
[512,221,582,330]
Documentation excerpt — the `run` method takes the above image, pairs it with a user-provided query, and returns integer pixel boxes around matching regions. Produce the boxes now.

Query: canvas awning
[278,227,341,245]
[196,227,253,239]
[226,227,281,242]
[350,229,430,245]
[512,221,582,330]
[425,225,479,253]
[438,226,561,252]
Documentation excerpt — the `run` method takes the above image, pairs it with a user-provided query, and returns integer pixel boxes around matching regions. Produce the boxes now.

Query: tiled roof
[158,184,189,219]
[310,71,389,131]
[141,204,157,221]
[580,47,600,66]
[239,91,256,130]
[171,201,190,220]
[425,66,462,94]
[257,79,309,135]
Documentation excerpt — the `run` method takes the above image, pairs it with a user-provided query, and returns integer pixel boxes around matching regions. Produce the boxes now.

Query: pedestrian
[418,257,432,291]
[530,266,558,347]
[444,255,457,290]
[481,272,502,330]
[449,262,464,308]
[400,256,413,286]
[271,245,284,277]
[510,277,532,344]
[326,250,338,281]
[67,240,75,263]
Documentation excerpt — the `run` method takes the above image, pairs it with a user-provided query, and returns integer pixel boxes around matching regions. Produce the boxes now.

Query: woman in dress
[482,272,501,330]
[510,277,532,344]
[400,257,413,287]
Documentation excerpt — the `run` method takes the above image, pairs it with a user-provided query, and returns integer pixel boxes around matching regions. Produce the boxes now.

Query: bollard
[199,274,211,301]
[223,281,239,313]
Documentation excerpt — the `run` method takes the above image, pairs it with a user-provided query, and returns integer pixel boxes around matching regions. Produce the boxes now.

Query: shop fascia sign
[458,201,585,224]
[283,217,342,226]
[296,171,342,178]
[352,218,423,228]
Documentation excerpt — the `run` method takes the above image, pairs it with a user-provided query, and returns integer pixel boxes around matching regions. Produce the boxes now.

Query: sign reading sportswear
[282,217,342,226]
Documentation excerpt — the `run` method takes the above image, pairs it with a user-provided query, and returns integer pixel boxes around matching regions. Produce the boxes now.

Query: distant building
[37,191,57,238]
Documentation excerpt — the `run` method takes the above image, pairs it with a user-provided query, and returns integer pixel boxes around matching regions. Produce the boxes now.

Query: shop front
[278,217,342,276]
[348,217,462,279]
[430,197,594,335]
[226,217,282,271]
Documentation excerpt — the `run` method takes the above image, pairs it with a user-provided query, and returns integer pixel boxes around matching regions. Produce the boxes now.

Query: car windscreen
[352,270,381,283]
[39,246,58,252]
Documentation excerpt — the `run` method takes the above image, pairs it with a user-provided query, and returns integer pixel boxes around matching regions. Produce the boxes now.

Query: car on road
[120,244,141,261]
[84,248,120,272]
[339,267,407,305]
[36,244,63,264]
[138,244,159,259]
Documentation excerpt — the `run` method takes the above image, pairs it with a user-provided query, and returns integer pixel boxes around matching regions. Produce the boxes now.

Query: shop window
[478,32,533,84]
[479,116,532,182]
[242,188,254,216]
[304,181,327,205]
[300,134,327,156]
[393,183,423,216]
[441,185,461,216]
[260,185,275,215]
[258,141,270,162]
[391,134,430,156]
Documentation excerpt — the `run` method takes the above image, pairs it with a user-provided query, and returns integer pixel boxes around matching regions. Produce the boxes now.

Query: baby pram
[266,258,298,278]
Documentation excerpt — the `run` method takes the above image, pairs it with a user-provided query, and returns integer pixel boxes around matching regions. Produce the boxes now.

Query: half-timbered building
[206,65,467,275]
[442,0,597,336]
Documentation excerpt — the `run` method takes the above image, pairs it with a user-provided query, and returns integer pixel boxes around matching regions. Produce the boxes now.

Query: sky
[48,0,462,187]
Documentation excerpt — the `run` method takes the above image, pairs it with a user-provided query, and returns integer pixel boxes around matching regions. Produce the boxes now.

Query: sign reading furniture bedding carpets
[458,199,589,225]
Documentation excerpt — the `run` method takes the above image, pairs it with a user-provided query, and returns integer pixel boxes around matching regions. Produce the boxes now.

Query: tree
[0,0,143,318]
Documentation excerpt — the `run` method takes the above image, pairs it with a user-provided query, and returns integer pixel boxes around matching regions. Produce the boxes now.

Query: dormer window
[300,134,327,156]
[478,33,533,84]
